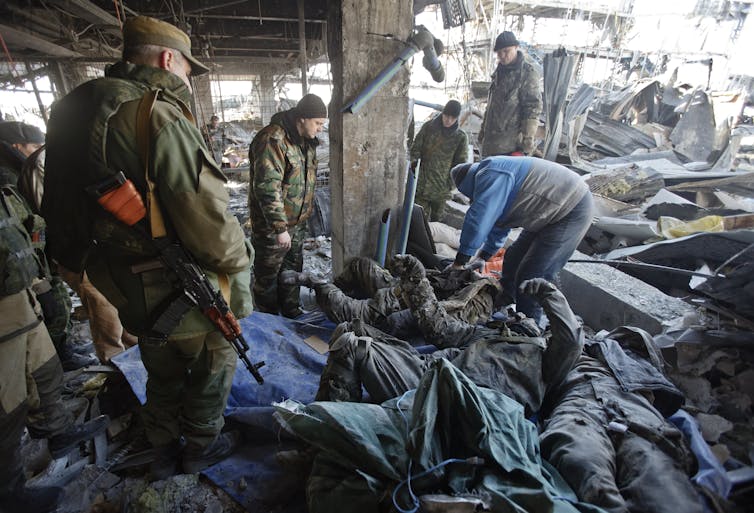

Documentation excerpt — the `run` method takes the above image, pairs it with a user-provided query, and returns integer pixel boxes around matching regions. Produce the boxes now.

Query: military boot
[148,441,181,482]
[182,432,241,474]
[0,482,62,513]
[48,414,110,459]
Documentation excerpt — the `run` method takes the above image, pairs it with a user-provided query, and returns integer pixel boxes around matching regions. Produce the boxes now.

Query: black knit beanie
[494,31,519,51]
[442,100,462,118]
[450,162,473,188]
[295,94,327,119]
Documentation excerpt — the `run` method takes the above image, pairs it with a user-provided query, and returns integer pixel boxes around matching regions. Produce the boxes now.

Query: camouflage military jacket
[44,62,252,338]
[479,52,542,156]
[410,115,469,200]
[248,110,318,235]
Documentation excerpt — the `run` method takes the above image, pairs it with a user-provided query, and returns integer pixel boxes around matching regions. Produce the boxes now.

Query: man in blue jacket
[449,156,593,325]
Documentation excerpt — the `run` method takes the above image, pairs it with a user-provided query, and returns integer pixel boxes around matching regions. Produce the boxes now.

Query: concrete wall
[328,0,414,273]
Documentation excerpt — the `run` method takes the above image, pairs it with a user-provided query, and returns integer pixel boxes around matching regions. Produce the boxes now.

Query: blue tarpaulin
[111,310,336,511]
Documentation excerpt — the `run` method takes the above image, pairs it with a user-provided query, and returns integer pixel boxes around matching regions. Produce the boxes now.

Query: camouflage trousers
[251,223,306,317]
[35,273,71,349]
[414,193,448,222]
[139,329,236,448]
[0,289,72,495]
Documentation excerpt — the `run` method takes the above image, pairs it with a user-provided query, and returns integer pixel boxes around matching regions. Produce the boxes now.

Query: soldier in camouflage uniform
[479,31,542,157]
[1,183,109,512]
[0,122,95,371]
[410,100,469,221]
[43,17,252,477]
[248,94,326,318]
[282,256,499,337]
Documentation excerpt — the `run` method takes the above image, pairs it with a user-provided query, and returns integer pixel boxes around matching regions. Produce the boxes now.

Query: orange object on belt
[482,247,505,276]
[97,179,146,226]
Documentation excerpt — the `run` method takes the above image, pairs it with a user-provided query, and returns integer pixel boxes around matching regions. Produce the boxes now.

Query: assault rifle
[150,241,265,384]
[88,171,265,384]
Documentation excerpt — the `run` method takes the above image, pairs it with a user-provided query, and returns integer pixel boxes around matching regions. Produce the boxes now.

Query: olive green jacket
[45,62,252,339]
[248,110,318,235]
[410,115,469,200]
[479,52,542,157]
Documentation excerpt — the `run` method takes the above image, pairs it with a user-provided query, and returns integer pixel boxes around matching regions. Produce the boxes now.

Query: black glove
[518,278,558,300]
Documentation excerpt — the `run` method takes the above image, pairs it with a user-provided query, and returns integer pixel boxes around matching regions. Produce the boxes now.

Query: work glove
[466,255,485,272]
[442,262,465,273]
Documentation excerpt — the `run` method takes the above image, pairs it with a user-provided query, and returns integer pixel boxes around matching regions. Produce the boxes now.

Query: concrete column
[328,0,414,273]
[192,73,214,128]
[258,69,276,126]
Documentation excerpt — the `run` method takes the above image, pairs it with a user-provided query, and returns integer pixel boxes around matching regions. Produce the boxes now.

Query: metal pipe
[567,259,724,279]
[343,26,444,114]
[412,99,444,111]
[396,160,419,255]
[375,208,391,267]
[342,44,418,114]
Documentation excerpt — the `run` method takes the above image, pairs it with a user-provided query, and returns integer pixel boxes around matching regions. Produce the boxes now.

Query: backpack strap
[136,89,167,239]
[134,91,231,303]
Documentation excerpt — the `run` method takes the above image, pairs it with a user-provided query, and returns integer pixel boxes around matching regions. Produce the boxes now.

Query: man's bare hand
[276,230,292,250]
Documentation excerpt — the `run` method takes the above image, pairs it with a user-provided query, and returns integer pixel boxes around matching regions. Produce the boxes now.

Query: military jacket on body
[44,62,252,339]
[0,185,44,297]
[479,52,542,157]
[410,116,469,200]
[248,110,318,235]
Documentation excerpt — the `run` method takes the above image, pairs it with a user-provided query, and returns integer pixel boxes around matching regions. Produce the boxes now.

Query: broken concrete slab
[559,251,699,334]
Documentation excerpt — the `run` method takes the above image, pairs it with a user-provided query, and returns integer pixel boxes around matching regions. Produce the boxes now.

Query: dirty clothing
[314,256,499,337]
[0,185,72,498]
[455,157,593,323]
[540,328,703,513]
[249,110,318,315]
[0,162,73,356]
[479,51,542,157]
[410,115,469,221]
[317,256,583,415]
[251,222,307,316]
[44,61,252,449]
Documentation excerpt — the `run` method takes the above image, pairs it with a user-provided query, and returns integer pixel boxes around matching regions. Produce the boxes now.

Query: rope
[112,0,123,29]
[0,31,19,79]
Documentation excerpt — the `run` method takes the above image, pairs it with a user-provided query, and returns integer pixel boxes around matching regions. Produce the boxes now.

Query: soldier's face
[167,51,193,94]
[297,118,326,139]
[441,114,458,128]
[496,46,518,66]
[13,142,41,158]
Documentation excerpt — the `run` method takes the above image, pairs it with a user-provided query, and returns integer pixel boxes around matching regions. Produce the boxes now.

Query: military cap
[123,16,210,76]
[0,121,45,144]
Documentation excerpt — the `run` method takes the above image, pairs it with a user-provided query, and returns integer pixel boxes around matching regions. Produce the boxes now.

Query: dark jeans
[501,192,593,325]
